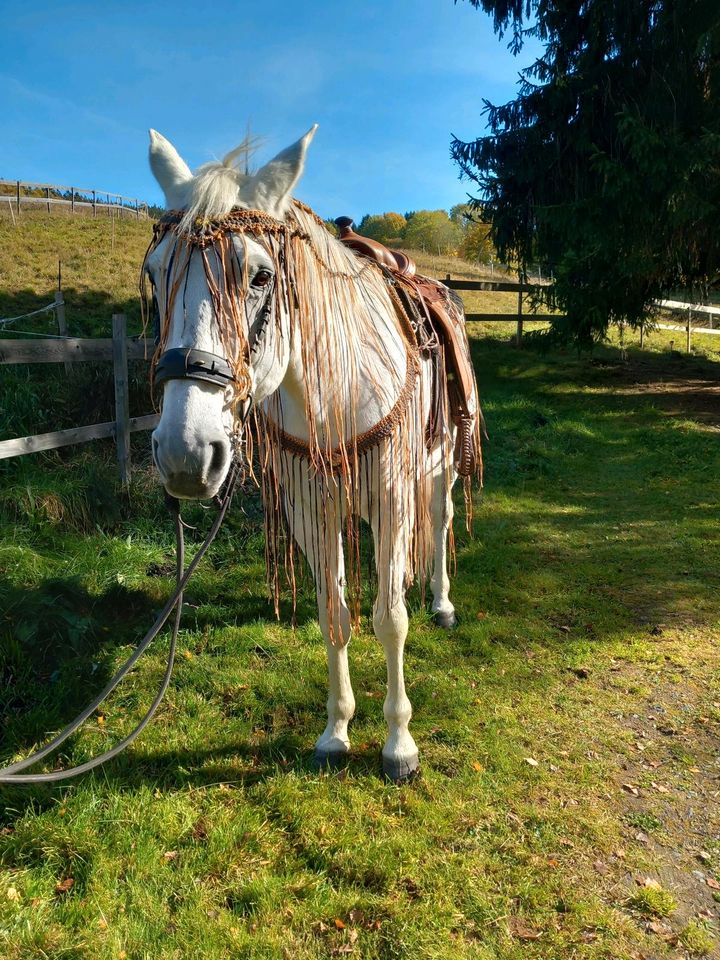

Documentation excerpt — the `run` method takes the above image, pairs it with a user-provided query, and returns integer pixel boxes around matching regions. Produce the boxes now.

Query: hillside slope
[0,215,154,337]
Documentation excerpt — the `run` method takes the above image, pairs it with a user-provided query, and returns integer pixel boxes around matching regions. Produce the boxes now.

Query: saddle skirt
[335,218,481,477]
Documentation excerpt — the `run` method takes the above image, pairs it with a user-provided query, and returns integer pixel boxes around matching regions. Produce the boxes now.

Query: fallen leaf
[706,877,720,890]
[524,757,539,768]
[508,916,541,941]
[163,850,178,861]
[634,831,650,844]
[334,918,346,930]
[594,860,609,875]
[97,714,105,726]
[622,783,640,796]
[55,878,74,894]
[651,781,670,794]
[97,917,108,930]
[472,761,483,772]
[646,919,672,936]
[6,887,20,902]
[638,877,662,891]
[182,650,193,660]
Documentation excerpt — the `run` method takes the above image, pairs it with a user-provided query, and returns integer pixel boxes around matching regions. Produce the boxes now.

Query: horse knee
[373,599,408,644]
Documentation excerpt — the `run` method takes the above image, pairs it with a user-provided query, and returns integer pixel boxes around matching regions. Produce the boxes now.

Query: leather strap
[154,348,236,389]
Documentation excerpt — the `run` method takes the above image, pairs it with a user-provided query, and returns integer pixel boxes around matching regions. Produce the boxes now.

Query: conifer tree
[452,0,720,346]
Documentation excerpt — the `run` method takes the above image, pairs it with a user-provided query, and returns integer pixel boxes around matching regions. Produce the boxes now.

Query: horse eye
[252,269,273,288]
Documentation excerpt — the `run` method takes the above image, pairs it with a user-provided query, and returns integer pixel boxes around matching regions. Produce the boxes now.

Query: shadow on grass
[1,338,719,806]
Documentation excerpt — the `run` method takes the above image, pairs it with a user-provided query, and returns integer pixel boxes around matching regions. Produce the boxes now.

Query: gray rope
[0,301,57,326]
[0,461,240,784]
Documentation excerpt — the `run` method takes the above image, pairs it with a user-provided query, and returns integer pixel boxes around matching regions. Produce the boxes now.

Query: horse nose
[152,433,231,499]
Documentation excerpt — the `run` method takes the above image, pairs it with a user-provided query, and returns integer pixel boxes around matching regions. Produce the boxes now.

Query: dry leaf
[651,782,670,794]
[472,761,483,772]
[706,877,720,890]
[622,783,640,796]
[55,878,74,894]
[524,757,539,768]
[6,887,20,902]
[97,714,105,726]
[334,918,346,930]
[639,877,662,891]
[593,860,609,875]
[634,831,650,844]
[163,850,178,861]
[508,916,541,941]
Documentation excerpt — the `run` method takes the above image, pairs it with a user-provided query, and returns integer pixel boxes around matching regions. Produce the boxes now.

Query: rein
[0,429,247,785]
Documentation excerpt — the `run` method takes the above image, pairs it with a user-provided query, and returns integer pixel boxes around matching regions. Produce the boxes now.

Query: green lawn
[1,328,719,958]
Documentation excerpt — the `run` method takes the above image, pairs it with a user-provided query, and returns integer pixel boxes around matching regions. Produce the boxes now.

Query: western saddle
[335,218,480,477]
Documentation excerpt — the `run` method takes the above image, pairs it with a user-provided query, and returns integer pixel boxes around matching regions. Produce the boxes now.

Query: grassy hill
[1,214,720,958]
[0,215,154,338]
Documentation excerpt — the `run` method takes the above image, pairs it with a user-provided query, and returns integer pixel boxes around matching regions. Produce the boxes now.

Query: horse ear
[148,129,193,209]
[246,124,318,215]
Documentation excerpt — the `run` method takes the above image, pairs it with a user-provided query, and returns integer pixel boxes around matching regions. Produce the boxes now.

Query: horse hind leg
[430,458,457,629]
[372,516,419,782]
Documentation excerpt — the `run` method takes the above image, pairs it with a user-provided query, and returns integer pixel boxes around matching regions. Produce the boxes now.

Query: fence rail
[0,178,149,220]
[0,314,156,484]
[445,276,720,350]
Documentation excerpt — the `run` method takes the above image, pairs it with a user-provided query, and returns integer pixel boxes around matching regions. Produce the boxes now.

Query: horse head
[144,125,317,499]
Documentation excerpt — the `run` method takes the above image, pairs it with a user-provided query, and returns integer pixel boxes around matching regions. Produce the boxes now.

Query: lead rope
[0,459,242,784]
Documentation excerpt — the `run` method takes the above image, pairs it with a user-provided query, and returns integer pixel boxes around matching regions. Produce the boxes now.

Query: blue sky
[1,1,540,221]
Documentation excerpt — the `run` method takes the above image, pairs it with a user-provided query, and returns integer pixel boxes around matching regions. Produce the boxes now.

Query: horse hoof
[433,610,457,629]
[313,749,348,771]
[383,753,419,784]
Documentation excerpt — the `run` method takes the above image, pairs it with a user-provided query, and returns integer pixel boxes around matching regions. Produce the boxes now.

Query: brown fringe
[141,200,481,643]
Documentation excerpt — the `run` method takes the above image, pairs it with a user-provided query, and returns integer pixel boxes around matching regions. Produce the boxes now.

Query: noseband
[154,347,237,390]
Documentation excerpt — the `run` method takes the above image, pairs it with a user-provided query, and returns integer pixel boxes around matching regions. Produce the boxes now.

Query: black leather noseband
[154,348,236,389]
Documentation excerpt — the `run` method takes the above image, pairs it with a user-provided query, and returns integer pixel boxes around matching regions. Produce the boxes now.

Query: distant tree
[357,212,407,243]
[460,221,495,264]
[323,218,339,238]
[449,203,475,228]
[402,209,463,254]
[452,0,720,347]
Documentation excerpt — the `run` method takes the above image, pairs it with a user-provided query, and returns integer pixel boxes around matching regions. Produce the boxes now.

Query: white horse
[144,125,480,780]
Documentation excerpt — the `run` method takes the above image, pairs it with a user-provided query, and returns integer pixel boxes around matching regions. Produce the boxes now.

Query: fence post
[46,186,51,214]
[640,322,645,349]
[15,180,20,215]
[112,313,131,487]
[92,190,97,217]
[686,307,691,353]
[71,188,75,213]
[516,287,523,347]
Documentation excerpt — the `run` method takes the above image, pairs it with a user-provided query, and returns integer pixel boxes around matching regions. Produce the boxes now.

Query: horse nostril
[208,441,228,475]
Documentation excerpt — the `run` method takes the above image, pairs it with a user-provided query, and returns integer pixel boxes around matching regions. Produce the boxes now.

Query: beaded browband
[152,200,325,247]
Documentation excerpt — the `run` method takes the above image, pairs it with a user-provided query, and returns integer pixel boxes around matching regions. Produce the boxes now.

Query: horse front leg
[289,480,355,768]
[372,518,419,782]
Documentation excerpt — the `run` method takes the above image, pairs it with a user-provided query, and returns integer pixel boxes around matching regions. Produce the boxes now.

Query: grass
[1,216,720,958]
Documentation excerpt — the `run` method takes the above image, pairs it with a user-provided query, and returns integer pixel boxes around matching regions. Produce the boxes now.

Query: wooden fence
[444,276,720,350]
[0,179,149,220]
[443,275,559,345]
[0,315,158,485]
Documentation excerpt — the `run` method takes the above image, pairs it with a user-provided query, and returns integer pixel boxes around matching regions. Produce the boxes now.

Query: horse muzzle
[152,431,232,500]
